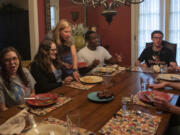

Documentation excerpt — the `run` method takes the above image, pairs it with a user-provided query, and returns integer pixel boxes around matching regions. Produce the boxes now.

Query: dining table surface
[0,69,180,135]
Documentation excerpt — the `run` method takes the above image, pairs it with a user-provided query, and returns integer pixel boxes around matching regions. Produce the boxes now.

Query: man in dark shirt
[136,30,177,68]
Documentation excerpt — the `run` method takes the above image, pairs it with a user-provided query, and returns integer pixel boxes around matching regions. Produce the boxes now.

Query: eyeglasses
[153,37,162,40]
[4,57,18,64]
[50,49,57,52]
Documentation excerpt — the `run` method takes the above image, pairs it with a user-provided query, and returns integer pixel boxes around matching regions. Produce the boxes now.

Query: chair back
[146,40,177,59]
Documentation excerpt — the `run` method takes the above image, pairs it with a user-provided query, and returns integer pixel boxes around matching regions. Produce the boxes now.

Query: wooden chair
[22,60,31,69]
[146,40,177,59]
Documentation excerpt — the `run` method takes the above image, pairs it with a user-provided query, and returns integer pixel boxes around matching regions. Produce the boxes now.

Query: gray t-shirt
[0,68,35,107]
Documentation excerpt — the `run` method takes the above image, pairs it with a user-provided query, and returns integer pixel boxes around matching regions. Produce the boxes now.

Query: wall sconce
[71,11,79,22]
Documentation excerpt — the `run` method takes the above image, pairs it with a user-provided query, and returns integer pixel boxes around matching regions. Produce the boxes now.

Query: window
[138,0,161,56]
[132,0,180,65]
[50,6,55,29]
[50,0,59,29]
[169,0,180,64]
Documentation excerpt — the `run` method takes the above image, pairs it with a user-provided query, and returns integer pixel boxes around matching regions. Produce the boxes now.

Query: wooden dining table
[0,70,179,135]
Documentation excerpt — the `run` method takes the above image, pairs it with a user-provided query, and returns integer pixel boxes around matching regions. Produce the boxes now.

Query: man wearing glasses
[136,30,177,69]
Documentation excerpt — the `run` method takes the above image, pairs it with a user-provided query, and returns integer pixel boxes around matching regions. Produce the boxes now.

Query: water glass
[160,64,168,73]
[121,97,132,116]
[66,111,80,135]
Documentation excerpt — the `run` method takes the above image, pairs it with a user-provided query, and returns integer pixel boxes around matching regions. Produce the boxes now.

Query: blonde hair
[53,19,72,47]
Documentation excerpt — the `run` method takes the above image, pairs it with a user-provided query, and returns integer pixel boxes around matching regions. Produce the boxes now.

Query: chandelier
[71,0,144,24]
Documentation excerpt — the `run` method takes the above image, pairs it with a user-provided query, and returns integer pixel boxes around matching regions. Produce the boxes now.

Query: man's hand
[149,82,167,89]
[115,53,122,64]
[153,96,171,112]
[92,59,100,67]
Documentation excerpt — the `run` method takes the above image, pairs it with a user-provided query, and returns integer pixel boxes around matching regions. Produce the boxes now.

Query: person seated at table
[30,40,73,94]
[150,82,180,134]
[136,30,177,69]
[77,30,122,73]
[0,47,35,111]
[45,19,80,82]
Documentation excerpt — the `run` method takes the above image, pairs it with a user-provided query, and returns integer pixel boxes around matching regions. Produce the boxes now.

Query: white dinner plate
[80,75,103,84]
[25,123,69,135]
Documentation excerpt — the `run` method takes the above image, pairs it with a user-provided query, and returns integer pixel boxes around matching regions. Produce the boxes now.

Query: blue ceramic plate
[88,91,114,103]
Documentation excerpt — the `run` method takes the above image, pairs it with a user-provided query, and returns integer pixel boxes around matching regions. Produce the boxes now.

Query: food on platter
[80,76,103,84]
[97,90,113,99]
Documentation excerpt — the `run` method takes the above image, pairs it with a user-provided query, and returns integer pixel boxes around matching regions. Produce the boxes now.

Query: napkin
[0,109,29,135]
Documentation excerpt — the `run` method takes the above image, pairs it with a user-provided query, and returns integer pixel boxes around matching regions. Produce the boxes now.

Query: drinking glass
[66,111,80,135]
[121,97,133,116]
[160,64,168,73]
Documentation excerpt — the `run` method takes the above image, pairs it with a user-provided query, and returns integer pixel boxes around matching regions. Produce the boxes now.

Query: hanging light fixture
[71,0,144,24]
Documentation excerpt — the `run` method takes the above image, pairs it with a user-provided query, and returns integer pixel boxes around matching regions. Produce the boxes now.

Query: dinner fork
[24,97,50,100]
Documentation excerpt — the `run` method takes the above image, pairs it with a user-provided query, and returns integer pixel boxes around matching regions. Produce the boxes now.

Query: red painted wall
[87,7,131,66]
[37,1,131,66]
[59,1,84,24]
[38,0,46,42]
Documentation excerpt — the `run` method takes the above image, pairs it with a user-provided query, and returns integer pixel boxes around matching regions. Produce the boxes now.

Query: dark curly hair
[85,30,96,41]
[0,47,29,89]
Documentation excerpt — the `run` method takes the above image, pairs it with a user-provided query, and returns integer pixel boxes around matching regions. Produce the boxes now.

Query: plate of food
[26,93,58,107]
[95,67,116,73]
[157,74,180,81]
[138,91,171,103]
[80,75,103,84]
[25,123,69,135]
[88,91,114,102]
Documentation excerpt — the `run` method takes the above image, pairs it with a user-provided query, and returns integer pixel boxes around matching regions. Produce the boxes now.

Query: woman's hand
[62,62,72,69]
[73,71,80,82]
[64,76,73,84]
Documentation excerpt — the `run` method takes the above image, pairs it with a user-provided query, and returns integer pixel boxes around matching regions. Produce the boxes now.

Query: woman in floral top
[0,47,35,111]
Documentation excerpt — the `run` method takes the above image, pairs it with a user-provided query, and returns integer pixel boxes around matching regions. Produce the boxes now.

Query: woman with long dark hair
[30,40,73,93]
[0,47,35,111]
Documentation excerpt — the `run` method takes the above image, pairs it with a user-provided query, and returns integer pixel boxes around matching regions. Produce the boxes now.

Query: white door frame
[28,0,39,60]
[131,5,139,66]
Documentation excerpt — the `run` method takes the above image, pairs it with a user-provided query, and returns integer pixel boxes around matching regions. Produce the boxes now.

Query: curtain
[138,0,161,56]
[169,0,180,65]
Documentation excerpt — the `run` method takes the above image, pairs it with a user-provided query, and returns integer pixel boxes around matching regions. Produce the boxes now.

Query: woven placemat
[99,109,161,135]
[67,81,95,90]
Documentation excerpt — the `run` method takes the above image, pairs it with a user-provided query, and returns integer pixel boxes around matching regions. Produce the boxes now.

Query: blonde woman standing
[46,19,80,82]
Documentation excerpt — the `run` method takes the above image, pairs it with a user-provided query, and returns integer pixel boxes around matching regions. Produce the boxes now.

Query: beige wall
[0,0,28,10]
